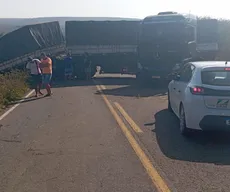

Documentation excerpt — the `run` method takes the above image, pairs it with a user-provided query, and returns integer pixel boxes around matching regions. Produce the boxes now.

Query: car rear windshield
[201,69,230,86]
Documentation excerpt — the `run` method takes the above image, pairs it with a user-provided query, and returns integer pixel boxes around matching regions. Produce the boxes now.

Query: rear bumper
[199,115,230,131]
[184,98,230,131]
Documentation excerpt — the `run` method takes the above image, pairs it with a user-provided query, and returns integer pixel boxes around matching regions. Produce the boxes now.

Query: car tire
[179,104,190,136]
[167,91,173,112]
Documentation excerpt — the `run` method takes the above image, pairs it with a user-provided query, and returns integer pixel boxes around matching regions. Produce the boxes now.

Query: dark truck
[137,12,198,81]
[137,13,219,81]
[65,20,140,79]
[0,21,65,71]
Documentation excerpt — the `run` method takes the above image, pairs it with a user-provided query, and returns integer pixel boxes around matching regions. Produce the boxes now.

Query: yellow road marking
[114,102,143,133]
[96,84,171,192]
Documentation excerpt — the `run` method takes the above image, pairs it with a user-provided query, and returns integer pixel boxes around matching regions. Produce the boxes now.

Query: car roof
[190,61,230,69]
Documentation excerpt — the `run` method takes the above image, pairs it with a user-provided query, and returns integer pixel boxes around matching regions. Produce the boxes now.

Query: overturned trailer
[65,20,140,79]
[0,21,65,71]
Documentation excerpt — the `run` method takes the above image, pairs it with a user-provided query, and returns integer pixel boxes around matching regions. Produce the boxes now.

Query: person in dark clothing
[83,52,92,80]
[64,53,73,80]
[26,57,43,97]
[83,52,89,64]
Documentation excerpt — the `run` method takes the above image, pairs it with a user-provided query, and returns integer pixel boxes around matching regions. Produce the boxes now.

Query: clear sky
[0,0,227,19]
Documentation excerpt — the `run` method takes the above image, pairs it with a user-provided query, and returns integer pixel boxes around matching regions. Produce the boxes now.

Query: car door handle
[173,88,176,90]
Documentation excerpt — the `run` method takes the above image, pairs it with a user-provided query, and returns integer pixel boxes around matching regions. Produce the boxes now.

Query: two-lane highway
[95,74,230,192]
[1,74,230,192]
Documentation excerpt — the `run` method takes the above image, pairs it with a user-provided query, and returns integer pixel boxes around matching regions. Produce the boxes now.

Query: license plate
[216,99,229,109]
[226,119,230,126]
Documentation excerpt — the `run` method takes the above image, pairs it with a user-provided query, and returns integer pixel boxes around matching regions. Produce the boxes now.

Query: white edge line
[0,90,34,121]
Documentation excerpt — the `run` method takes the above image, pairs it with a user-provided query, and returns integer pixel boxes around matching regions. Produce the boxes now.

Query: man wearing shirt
[26,57,43,97]
[40,52,52,96]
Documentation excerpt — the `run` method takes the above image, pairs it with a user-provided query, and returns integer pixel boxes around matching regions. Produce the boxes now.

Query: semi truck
[65,20,140,79]
[136,12,218,81]
[0,21,65,71]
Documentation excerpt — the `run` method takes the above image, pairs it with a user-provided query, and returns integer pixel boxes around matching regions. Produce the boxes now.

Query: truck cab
[137,12,197,81]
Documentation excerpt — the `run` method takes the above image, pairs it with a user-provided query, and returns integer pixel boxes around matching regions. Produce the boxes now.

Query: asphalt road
[1,73,230,192]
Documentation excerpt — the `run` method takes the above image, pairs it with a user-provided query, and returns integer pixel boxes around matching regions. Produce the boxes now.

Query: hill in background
[0,17,141,36]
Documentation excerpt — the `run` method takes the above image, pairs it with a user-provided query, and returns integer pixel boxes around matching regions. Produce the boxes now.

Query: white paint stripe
[0,90,34,121]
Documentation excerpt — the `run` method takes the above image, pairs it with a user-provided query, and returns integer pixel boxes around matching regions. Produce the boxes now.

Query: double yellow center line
[96,84,171,192]
[114,102,143,133]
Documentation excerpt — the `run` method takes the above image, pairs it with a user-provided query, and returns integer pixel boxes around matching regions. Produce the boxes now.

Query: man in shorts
[26,57,43,97]
[40,53,52,96]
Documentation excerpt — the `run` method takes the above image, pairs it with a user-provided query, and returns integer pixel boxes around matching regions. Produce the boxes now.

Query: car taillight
[189,86,205,95]
[224,67,230,71]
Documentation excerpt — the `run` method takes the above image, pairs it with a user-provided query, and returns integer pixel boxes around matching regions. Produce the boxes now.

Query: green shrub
[0,70,29,108]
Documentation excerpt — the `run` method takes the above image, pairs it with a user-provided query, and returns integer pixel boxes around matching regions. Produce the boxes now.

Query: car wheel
[167,91,173,112]
[179,104,190,136]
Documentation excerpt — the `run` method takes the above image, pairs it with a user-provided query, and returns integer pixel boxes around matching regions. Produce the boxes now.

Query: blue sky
[0,0,227,19]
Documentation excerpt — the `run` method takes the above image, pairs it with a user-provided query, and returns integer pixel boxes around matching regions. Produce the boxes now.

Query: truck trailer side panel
[65,20,140,75]
[0,21,65,64]
[65,20,140,46]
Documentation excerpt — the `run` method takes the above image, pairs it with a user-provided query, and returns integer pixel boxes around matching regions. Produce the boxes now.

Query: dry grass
[0,70,29,109]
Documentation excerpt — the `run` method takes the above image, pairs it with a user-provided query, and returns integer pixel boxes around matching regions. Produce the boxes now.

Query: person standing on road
[64,53,73,80]
[40,52,53,96]
[26,57,43,97]
[84,52,92,80]
[85,60,92,80]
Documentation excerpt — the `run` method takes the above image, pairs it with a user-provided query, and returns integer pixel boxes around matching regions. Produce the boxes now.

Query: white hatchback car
[168,61,230,136]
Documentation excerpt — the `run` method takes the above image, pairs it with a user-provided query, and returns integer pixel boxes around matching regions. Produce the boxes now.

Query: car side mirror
[173,74,180,81]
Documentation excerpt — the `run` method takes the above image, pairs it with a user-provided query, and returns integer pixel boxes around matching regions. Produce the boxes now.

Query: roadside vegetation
[0,70,29,110]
